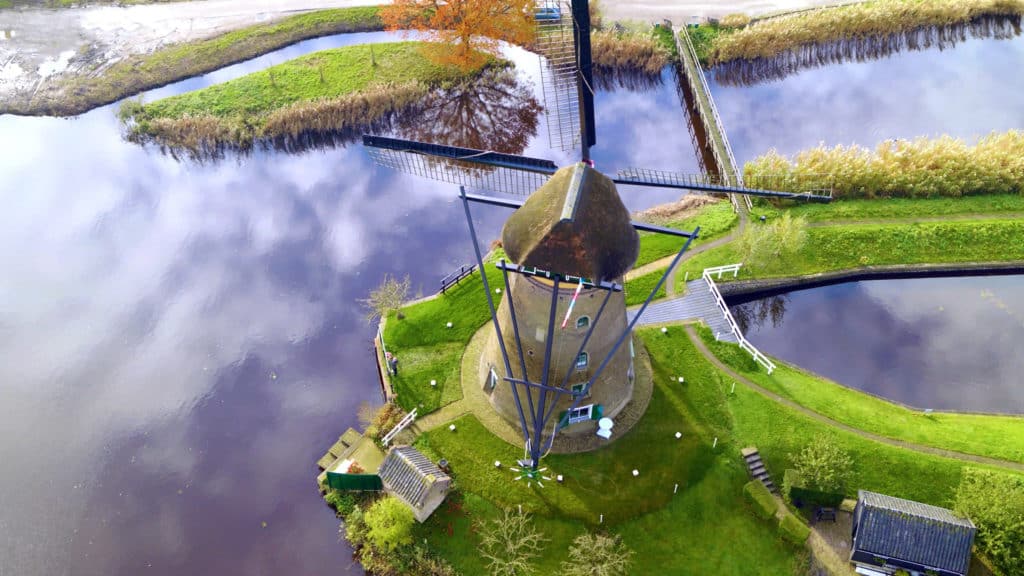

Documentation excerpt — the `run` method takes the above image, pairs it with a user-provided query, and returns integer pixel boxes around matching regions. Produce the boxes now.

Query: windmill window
[575,352,588,370]
[568,404,593,424]
[576,316,590,329]
[571,383,588,396]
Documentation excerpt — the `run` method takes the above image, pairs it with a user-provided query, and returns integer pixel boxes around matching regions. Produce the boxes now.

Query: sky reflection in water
[709,34,1024,163]
[0,33,697,576]
[732,275,1024,413]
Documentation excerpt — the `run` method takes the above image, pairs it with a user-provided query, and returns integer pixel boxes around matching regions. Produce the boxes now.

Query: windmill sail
[535,0,582,152]
[363,135,557,197]
[615,168,834,201]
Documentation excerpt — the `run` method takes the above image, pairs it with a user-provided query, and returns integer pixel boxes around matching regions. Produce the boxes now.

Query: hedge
[744,480,778,520]
[778,512,811,545]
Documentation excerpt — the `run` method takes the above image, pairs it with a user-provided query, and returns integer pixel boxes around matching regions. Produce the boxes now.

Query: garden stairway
[742,447,778,494]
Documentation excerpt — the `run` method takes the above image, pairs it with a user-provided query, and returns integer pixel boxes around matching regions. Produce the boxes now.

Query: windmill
[363,0,831,474]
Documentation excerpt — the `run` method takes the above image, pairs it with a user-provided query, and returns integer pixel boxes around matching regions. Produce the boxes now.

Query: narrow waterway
[0,32,701,575]
[730,274,1024,414]
[708,33,1024,163]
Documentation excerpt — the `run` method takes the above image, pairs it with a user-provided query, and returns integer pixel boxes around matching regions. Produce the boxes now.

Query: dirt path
[0,0,845,113]
[683,324,1024,473]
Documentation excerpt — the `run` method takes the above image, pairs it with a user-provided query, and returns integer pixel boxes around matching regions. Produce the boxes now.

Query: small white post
[733,266,739,278]
[713,437,718,448]
[518,504,522,514]
[730,382,736,394]
[673,483,678,494]
[599,514,604,524]
[684,271,689,282]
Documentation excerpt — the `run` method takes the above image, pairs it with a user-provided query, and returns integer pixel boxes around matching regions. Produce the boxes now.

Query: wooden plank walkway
[629,278,739,343]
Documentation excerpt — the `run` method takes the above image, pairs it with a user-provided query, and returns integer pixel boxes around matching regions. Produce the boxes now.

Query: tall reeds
[713,14,1021,86]
[744,131,1024,199]
[708,0,1024,65]
[591,30,670,75]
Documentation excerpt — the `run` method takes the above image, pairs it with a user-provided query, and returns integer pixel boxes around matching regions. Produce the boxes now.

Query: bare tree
[561,533,634,576]
[476,509,547,576]
[360,274,411,324]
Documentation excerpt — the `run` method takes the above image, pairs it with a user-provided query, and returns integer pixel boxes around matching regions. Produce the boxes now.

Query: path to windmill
[0,0,841,110]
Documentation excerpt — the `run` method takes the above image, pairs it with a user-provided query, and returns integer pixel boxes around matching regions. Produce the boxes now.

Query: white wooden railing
[702,265,776,374]
[382,407,417,446]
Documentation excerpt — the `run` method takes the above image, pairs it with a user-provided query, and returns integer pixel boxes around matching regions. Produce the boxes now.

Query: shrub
[477,509,547,576]
[778,512,810,545]
[783,469,845,510]
[325,490,358,517]
[343,504,369,547]
[791,437,853,495]
[738,212,807,270]
[365,496,416,552]
[561,532,634,576]
[953,468,1024,575]
[744,480,778,520]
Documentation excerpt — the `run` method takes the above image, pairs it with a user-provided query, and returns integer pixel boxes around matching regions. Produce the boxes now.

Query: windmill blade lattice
[535,0,582,152]
[363,135,557,197]
[615,167,834,202]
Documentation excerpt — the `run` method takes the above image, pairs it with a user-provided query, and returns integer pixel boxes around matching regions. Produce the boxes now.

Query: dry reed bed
[744,131,1024,199]
[713,15,1021,86]
[126,81,427,156]
[709,0,1024,64]
[591,30,670,75]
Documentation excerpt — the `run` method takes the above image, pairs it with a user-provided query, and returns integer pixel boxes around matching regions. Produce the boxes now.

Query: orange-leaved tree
[382,0,538,71]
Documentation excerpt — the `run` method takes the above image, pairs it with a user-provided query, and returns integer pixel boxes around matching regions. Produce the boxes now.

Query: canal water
[708,33,1024,163]
[730,274,1024,414]
[0,32,699,575]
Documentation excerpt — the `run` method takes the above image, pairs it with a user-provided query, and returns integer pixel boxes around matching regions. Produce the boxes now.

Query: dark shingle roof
[378,447,450,509]
[855,490,975,574]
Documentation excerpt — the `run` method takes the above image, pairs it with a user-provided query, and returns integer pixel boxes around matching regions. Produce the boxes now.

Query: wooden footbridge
[629,264,777,373]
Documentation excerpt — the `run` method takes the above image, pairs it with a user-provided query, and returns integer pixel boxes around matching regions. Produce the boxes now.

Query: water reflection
[593,66,665,92]
[731,275,1024,413]
[713,15,1022,87]
[399,67,542,152]
[731,294,789,334]
[0,33,700,576]
[710,33,1024,164]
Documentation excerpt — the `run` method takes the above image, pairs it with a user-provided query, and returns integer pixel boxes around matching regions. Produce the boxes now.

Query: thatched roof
[501,163,638,281]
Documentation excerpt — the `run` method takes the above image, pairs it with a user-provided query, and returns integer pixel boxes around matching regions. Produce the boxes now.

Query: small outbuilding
[378,446,452,523]
[851,490,976,576]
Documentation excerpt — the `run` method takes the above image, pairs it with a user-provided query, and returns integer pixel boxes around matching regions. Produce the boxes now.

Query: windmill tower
[480,163,638,437]
[362,0,832,471]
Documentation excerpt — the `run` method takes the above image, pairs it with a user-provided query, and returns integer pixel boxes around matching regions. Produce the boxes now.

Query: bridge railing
[382,407,418,447]
[702,265,776,374]
[676,25,745,213]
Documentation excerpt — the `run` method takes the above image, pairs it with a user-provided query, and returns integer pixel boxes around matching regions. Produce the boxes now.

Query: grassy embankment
[699,328,1024,463]
[693,0,1024,66]
[121,42,485,150]
[381,255,506,414]
[623,200,738,306]
[4,6,383,116]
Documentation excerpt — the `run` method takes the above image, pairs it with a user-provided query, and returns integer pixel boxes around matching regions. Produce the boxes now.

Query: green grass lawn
[753,194,1024,223]
[634,200,738,268]
[384,254,505,413]
[674,218,1024,292]
[641,328,1024,507]
[7,6,385,116]
[623,268,669,306]
[697,327,1024,464]
[412,336,802,574]
[126,41,469,125]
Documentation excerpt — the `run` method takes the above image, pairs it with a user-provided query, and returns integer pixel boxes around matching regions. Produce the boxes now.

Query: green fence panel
[326,472,383,492]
